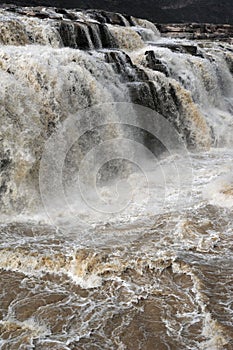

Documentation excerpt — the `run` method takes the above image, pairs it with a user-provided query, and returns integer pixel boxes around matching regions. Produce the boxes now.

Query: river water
[0,5,233,350]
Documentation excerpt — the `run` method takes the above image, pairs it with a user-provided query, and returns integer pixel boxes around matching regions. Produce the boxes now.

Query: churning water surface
[0,5,233,350]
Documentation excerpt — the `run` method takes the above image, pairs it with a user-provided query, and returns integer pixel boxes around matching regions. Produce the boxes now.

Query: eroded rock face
[145,51,169,75]
[157,23,233,43]
[0,0,233,24]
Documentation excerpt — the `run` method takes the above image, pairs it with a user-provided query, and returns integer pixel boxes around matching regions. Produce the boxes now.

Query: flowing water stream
[0,5,233,350]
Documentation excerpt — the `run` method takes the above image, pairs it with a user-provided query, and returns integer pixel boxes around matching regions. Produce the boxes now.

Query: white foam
[203,173,233,208]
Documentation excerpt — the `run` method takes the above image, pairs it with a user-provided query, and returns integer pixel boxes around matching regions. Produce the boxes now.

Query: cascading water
[0,5,233,350]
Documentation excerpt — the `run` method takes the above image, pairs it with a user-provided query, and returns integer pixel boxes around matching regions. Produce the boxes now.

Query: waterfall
[0,5,232,216]
[0,6,233,350]
[132,42,233,145]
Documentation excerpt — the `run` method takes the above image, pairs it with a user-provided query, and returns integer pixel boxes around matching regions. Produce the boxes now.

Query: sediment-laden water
[0,5,233,350]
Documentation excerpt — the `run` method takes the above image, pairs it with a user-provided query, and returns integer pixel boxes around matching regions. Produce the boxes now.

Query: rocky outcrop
[145,50,169,75]
[157,23,233,42]
[0,0,232,24]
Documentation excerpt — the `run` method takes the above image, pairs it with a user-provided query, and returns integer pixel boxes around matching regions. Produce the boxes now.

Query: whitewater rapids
[0,5,233,350]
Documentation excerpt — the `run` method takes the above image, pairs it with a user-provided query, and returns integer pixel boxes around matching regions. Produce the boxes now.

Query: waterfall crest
[0,5,232,214]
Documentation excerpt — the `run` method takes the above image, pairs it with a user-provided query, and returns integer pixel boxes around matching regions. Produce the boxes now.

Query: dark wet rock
[127,79,198,148]
[127,81,155,110]
[123,82,167,156]
[222,46,233,74]
[104,51,148,82]
[181,44,198,55]
[225,55,233,74]
[56,21,84,49]
[145,50,169,76]
[54,8,78,20]
[98,24,118,48]
[0,181,7,198]
[0,157,11,171]
[128,80,173,124]
[148,42,204,57]
[0,151,12,199]
[56,20,117,50]
[157,23,233,43]
[86,10,135,27]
